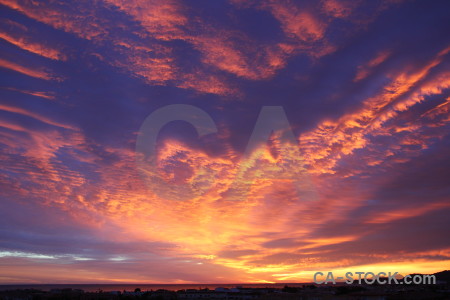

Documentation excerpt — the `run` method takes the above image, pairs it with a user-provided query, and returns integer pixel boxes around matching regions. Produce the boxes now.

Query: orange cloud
[1,0,449,284]
[103,0,188,40]
[0,0,106,40]
[0,58,53,80]
[322,0,354,18]
[1,87,56,100]
[299,45,450,174]
[366,201,450,224]
[0,104,74,130]
[354,50,391,81]
[0,31,66,60]
[262,1,326,43]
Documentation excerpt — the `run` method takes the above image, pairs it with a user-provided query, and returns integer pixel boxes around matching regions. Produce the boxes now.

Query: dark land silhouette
[0,271,449,300]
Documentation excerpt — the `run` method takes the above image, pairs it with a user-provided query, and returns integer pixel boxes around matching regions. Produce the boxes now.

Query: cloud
[0,0,450,284]
[0,58,53,80]
[261,0,326,42]
[0,104,74,129]
[0,30,66,61]
[1,87,56,100]
[321,0,355,18]
[299,45,450,175]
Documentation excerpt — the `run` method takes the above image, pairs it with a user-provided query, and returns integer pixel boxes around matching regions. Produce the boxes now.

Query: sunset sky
[1,0,450,284]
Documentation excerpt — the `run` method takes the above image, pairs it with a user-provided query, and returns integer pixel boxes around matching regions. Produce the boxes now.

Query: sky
[0,0,450,284]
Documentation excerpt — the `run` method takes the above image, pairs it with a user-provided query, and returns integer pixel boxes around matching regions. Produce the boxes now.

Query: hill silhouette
[433,270,450,283]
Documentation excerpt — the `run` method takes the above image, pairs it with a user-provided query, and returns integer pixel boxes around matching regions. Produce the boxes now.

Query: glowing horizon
[0,0,450,284]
